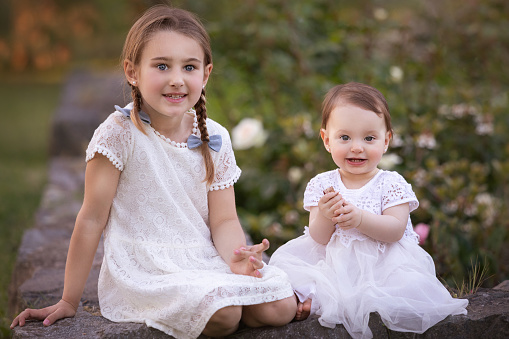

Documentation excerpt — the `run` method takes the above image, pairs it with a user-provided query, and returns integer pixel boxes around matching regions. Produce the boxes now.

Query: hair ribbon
[187,134,222,152]
[115,104,151,124]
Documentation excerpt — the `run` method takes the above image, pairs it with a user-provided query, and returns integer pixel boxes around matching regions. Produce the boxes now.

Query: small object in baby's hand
[323,186,335,194]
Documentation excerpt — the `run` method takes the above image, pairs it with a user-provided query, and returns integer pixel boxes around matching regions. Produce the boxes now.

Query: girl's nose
[169,71,184,88]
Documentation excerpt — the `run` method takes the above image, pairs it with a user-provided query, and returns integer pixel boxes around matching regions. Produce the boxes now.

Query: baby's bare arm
[308,187,345,245]
[334,202,409,243]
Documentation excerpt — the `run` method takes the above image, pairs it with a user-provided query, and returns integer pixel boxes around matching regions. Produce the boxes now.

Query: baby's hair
[121,5,215,184]
[321,82,393,137]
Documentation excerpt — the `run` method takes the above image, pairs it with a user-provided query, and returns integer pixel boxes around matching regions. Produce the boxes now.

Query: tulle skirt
[269,228,468,339]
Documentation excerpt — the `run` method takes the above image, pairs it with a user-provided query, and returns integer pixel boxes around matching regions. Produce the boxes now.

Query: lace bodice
[303,169,419,252]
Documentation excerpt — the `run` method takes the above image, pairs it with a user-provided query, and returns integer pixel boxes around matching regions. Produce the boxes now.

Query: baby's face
[320,104,390,183]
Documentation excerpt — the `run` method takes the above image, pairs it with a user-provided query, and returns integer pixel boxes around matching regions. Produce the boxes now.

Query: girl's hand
[318,190,345,220]
[10,299,77,329]
[230,238,270,278]
[333,201,363,230]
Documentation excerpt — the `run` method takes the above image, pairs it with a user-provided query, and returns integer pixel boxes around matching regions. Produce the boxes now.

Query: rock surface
[9,70,509,338]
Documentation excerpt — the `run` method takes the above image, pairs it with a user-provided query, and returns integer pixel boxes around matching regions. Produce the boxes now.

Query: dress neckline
[336,169,383,191]
[151,111,199,148]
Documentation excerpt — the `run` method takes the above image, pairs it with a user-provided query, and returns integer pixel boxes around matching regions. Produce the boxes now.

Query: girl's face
[126,30,212,124]
[321,104,391,183]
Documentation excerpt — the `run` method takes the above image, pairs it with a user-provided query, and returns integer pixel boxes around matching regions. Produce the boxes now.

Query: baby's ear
[384,130,392,149]
[320,129,330,152]
[320,128,329,148]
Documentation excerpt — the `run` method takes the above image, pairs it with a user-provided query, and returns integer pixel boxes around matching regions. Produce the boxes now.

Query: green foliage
[191,0,509,286]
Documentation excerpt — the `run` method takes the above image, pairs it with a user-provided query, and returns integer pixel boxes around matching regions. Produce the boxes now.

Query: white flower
[475,123,494,135]
[231,118,268,150]
[378,153,402,170]
[416,133,437,149]
[373,8,388,21]
[288,167,303,184]
[473,113,494,136]
[389,66,404,83]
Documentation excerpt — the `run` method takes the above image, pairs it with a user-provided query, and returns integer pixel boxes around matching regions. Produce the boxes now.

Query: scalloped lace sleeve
[303,171,336,211]
[209,125,241,191]
[85,113,133,171]
[381,172,419,212]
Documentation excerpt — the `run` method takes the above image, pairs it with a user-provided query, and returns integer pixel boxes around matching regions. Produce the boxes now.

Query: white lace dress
[85,105,293,339]
[270,169,468,339]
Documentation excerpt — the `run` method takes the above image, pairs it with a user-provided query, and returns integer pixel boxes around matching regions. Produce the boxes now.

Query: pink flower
[414,223,430,245]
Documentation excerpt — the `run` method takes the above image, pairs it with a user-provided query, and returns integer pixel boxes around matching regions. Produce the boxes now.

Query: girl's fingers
[249,256,264,270]
[43,307,73,327]
[247,238,270,254]
[11,308,46,328]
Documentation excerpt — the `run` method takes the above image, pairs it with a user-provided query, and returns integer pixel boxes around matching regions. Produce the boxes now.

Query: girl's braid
[129,83,145,133]
[195,88,215,185]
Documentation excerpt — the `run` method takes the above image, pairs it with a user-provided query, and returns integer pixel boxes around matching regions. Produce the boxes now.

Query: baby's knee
[203,306,242,336]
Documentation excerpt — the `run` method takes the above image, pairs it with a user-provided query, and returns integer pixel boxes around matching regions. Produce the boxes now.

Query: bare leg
[202,305,242,337]
[294,298,312,321]
[242,295,297,328]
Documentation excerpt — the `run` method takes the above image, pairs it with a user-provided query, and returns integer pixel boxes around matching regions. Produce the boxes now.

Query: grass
[0,76,62,337]
[443,257,491,299]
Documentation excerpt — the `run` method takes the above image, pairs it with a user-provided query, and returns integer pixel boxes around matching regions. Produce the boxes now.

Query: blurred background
[1,0,508,335]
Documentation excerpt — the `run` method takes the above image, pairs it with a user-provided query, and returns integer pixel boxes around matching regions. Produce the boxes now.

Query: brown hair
[121,5,215,184]
[321,82,393,136]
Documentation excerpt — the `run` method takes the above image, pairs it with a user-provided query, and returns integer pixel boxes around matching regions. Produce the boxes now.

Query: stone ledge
[10,288,509,339]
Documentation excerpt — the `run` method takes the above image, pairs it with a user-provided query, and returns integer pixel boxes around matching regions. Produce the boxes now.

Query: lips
[163,94,185,99]
[347,158,366,165]
[163,93,186,103]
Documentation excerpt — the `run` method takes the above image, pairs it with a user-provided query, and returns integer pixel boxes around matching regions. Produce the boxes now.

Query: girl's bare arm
[11,154,120,328]
[208,186,267,277]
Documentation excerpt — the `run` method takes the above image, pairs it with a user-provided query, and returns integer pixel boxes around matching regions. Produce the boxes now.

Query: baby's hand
[333,201,363,230]
[319,187,344,220]
[230,239,269,278]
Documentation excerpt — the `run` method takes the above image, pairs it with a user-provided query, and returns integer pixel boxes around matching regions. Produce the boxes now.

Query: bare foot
[294,298,312,321]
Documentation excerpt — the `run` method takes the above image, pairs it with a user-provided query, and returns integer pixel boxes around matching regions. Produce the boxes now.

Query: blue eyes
[339,135,375,141]
[156,64,195,71]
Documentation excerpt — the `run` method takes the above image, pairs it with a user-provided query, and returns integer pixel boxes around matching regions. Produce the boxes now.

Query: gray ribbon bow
[187,134,222,152]
[115,105,151,124]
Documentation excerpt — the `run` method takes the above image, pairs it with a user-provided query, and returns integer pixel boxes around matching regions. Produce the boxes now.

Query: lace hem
[209,167,242,191]
[86,146,123,171]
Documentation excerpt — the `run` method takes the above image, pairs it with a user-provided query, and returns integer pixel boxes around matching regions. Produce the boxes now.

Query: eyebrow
[150,57,202,63]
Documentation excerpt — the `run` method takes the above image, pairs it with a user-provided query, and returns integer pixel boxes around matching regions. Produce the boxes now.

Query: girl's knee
[203,306,242,337]
[268,296,298,326]
[243,295,297,327]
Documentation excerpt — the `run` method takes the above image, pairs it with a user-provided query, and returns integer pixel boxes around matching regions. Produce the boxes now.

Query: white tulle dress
[85,104,294,339]
[269,169,468,339]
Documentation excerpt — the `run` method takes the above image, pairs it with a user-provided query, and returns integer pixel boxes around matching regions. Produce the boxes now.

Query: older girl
[11,6,296,338]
